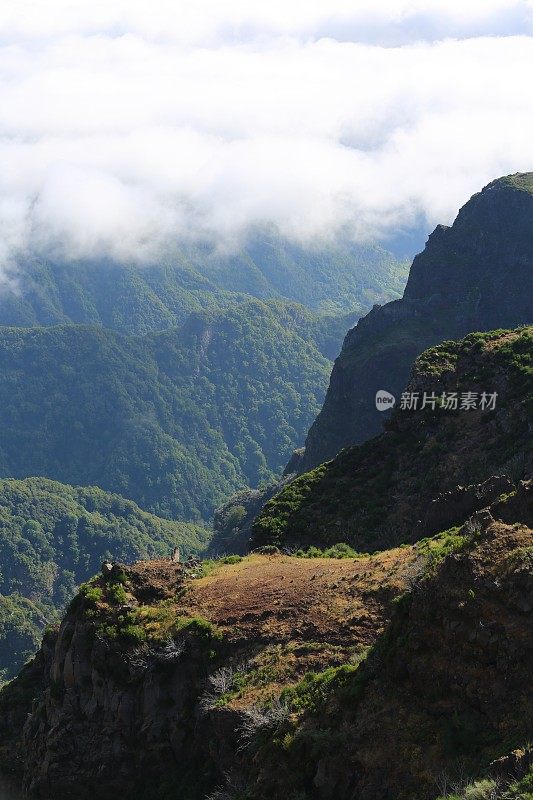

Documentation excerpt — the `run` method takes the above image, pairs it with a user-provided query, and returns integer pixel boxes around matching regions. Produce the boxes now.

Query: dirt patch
[124,559,185,603]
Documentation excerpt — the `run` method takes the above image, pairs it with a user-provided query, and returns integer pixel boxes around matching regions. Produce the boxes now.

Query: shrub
[199,663,249,712]
[121,624,147,645]
[80,583,103,606]
[177,615,222,642]
[282,663,363,714]
[108,583,128,605]
[239,698,291,748]
[221,555,243,565]
[294,542,364,559]
[323,542,360,559]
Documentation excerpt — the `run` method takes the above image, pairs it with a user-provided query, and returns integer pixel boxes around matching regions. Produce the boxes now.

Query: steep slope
[0,548,416,798]
[0,477,209,680]
[0,235,408,333]
[253,327,532,551]
[0,485,530,800]
[0,300,331,521]
[242,490,533,800]
[300,173,533,472]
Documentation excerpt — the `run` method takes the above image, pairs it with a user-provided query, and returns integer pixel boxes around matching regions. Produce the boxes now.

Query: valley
[0,174,531,800]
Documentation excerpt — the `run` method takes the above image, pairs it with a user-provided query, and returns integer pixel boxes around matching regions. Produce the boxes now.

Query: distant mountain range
[0,300,334,522]
[0,233,408,333]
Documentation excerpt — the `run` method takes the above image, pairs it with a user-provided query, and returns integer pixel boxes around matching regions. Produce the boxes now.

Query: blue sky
[0,0,533,271]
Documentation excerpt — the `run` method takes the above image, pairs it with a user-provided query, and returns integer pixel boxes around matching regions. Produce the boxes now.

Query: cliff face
[300,173,533,472]
[0,488,531,800]
[253,327,532,552]
[247,493,533,800]
[0,552,415,799]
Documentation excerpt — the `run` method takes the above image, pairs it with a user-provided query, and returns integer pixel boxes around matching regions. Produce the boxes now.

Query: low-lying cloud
[1,0,533,269]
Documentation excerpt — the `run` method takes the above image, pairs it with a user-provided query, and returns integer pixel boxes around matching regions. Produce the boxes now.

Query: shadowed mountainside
[0,300,333,522]
[300,173,533,472]
[253,327,532,552]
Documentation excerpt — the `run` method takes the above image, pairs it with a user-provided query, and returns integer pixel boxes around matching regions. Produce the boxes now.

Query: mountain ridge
[0,476,209,680]
[299,173,533,473]
[253,326,532,551]
[0,234,408,334]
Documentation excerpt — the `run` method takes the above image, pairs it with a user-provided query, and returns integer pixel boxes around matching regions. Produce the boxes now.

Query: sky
[1,0,533,270]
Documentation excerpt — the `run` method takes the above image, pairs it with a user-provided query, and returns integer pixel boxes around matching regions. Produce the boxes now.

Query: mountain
[253,326,532,551]
[0,327,530,800]
[299,173,533,472]
[0,234,408,334]
[0,477,209,681]
[1,482,530,798]
[0,300,332,521]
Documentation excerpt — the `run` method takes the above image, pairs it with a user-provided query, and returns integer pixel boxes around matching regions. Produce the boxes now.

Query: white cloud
[0,1,533,269]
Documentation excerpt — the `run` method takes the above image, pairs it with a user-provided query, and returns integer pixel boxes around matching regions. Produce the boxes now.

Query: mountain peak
[298,173,533,471]
[489,171,533,194]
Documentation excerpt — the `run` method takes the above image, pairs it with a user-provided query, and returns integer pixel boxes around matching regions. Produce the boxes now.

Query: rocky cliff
[300,173,533,472]
[253,326,532,552]
[0,484,531,800]
[0,549,415,798]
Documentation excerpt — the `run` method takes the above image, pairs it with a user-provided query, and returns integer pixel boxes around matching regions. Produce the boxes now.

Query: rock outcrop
[0,552,415,798]
[300,173,533,472]
[0,491,531,800]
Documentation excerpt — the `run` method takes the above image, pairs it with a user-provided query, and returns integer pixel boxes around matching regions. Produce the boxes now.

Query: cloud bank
[1,0,533,268]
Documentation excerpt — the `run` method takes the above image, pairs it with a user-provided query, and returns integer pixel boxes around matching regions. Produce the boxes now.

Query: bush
[323,542,361,559]
[80,584,103,606]
[109,583,128,605]
[178,615,222,642]
[295,543,363,559]
[282,663,364,714]
[464,780,499,800]
[120,624,147,645]
[239,699,291,748]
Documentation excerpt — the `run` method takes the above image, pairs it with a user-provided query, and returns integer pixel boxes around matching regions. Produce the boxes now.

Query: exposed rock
[0,511,531,800]
[0,548,417,799]
[101,561,113,578]
[300,174,533,472]
[417,475,512,536]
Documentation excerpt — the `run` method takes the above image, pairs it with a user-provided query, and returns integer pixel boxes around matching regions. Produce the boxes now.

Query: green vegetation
[498,172,533,194]
[0,300,335,521]
[436,761,533,800]
[0,477,209,680]
[253,327,533,552]
[220,554,243,564]
[417,527,471,574]
[281,663,364,714]
[294,542,365,559]
[0,235,408,332]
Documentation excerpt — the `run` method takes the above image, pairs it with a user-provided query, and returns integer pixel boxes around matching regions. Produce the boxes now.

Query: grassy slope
[1,487,530,799]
